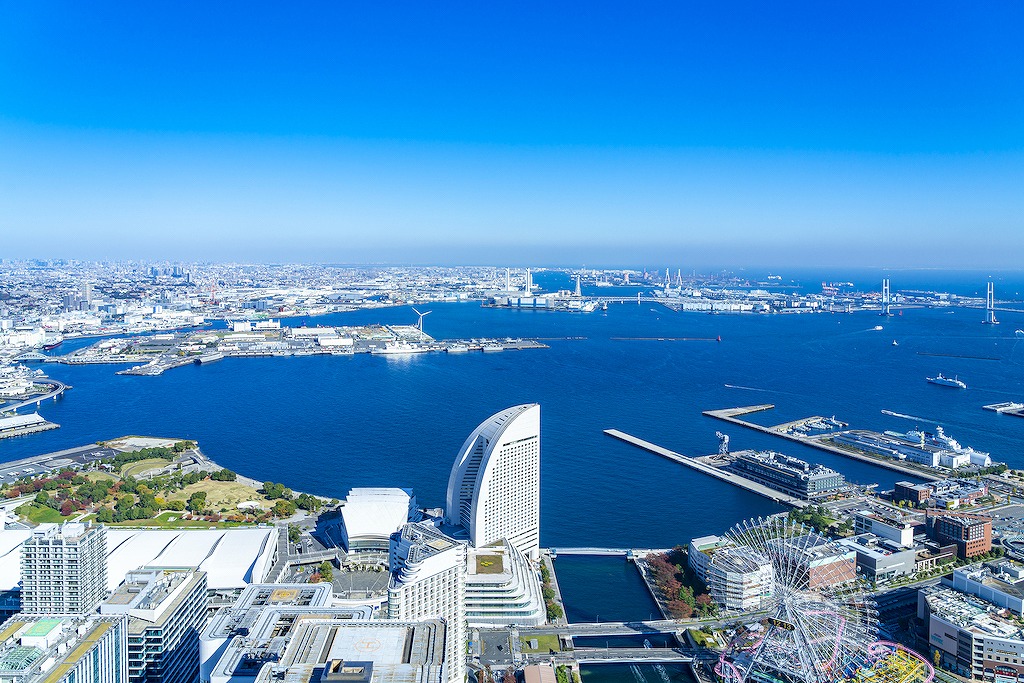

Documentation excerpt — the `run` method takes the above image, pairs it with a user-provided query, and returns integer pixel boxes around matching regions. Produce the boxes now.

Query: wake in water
[630,664,652,683]
[881,409,931,422]
[654,663,672,683]
[724,383,770,392]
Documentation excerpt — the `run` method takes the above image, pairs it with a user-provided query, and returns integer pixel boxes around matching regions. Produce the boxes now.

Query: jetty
[984,402,1024,418]
[702,405,942,481]
[604,429,808,507]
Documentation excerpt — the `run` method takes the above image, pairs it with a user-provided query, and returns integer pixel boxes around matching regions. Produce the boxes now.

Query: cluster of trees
[294,493,322,513]
[788,505,835,534]
[646,547,715,619]
[210,469,237,481]
[262,482,293,499]
[475,666,517,683]
[539,560,563,620]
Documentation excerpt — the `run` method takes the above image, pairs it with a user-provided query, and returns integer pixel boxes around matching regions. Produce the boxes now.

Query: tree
[59,500,74,516]
[502,666,515,683]
[288,525,301,543]
[318,560,334,583]
[188,491,208,513]
[96,507,114,523]
[272,499,296,518]
[34,491,49,504]
[546,602,563,620]
[211,469,237,481]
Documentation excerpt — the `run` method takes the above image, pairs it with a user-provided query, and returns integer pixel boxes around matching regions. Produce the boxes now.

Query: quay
[604,429,809,507]
[984,402,1024,418]
[702,405,942,482]
[0,413,59,440]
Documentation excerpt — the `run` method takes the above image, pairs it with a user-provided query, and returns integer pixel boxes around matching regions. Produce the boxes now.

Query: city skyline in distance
[2,3,1023,267]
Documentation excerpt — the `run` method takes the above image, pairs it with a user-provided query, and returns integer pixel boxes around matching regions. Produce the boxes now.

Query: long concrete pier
[702,405,941,482]
[604,429,808,508]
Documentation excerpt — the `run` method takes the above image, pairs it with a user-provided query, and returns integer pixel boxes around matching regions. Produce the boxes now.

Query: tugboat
[927,373,967,389]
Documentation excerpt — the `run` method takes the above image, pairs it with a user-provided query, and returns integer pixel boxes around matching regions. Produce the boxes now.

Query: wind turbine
[412,307,432,333]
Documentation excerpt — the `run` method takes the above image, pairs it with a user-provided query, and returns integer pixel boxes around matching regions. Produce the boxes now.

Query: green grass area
[103,515,250,529]
[475,554,504,574]
[84,472,119,483]
[166,480,268,511]
[19,503,68,524]
[687,628,716,647]
[519,634,561,654]
[119,458,171,478]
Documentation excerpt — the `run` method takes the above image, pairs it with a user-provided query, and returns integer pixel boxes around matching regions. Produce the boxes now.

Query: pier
[702,405,942,481]
[604,429,809,507]
[984,402,1024,418]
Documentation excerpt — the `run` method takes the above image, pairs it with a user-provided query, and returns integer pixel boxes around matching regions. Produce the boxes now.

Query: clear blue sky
[1,2,1022,267]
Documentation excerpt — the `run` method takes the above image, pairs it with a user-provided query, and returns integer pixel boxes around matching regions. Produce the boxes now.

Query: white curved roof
[106,528,277,590]
[340,488,414,545]
[0,526,276,595]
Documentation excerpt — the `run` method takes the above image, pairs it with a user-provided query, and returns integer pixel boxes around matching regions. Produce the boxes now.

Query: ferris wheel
[711,516,932,683]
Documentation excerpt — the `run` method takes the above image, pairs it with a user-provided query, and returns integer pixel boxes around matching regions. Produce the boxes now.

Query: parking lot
[0,444,117,483]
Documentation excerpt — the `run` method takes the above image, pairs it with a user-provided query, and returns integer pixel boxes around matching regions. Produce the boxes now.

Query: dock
[604,429,808,507]
[702,405,942,481]
[984,402,1024,418]
[0,413,59,440]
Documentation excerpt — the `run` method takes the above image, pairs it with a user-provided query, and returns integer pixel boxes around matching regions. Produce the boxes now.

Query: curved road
[1,380,69,414]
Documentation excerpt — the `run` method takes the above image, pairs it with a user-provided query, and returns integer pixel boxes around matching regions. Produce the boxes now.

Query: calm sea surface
[4,270,1024,550]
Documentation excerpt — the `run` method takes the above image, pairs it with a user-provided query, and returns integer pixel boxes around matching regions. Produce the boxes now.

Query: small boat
[1016,329,1024,338]
[927,373,967,389]
[481,344,504,353]
[892,340,898,347]
[872,325,884,331]
[446,344,469,353]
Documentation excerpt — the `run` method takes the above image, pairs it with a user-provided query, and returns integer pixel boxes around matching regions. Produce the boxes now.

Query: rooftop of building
[925,587,1024,640]
[217,618,445,683]
[853,508,919,529]
[736,451,843,480]
[338,488,416,542]
[100,567,206,633]
[0,614,125,683]
[956,559,1024,598]
[202,584,335,640]
[394,522,458,564]
[839,534,915,559]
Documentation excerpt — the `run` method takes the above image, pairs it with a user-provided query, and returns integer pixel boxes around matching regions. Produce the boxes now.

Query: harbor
[604,428,809,507]
[51,322,549,376]
[702,405,944,481]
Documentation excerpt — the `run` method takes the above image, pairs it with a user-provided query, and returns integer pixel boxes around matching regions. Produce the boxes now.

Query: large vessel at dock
[927,373,967,389]
[371,341,428,355]
[196,352,224,364]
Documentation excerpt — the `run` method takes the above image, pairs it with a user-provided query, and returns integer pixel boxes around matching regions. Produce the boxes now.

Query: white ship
[446,344,469,353]
[927,373,967,389]
[371,341,428,355]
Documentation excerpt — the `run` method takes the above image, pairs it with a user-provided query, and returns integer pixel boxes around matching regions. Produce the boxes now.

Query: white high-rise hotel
[445,403,541,561]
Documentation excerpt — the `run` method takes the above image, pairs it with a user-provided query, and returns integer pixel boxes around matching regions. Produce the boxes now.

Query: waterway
[3,271,1024,552]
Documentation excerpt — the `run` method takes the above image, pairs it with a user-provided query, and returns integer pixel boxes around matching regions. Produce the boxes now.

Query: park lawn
[519,634,562,654]
[103,515,248,529]
[119,458,172,478]
[166,480,269,512]
[84,472,119,483]
[19,503,68,524]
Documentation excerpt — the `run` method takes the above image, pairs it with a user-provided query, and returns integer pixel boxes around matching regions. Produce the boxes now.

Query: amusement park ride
[710,516,934,683]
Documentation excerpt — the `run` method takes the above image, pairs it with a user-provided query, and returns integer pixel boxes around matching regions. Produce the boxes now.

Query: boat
[196,351,224,364]
[892,340,898,347]
[41,334,64,351]
[481,343,504,352]
[927,373,967,389]
[1016,329,1024,338]
[371,341,428,355]
[446,344,469,353]
[872,325,883,331]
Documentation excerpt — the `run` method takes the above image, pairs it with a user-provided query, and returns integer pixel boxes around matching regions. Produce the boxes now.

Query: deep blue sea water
[3,270,1024,552]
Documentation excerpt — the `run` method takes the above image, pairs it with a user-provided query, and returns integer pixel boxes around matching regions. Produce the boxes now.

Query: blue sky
[1,2,1022,267]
